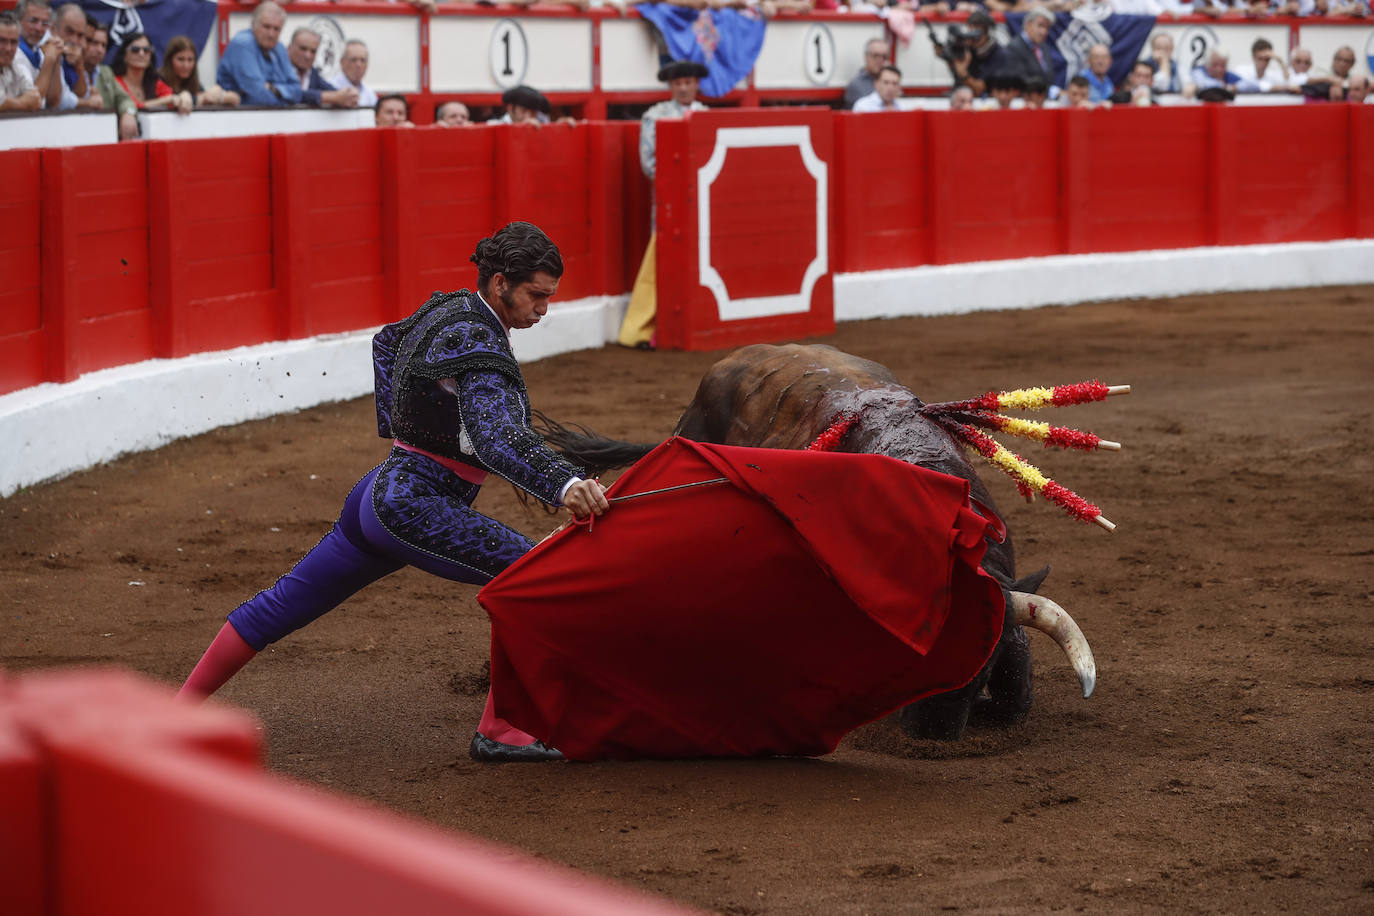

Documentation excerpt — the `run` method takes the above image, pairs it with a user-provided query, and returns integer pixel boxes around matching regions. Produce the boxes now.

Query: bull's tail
[532,411,658,477]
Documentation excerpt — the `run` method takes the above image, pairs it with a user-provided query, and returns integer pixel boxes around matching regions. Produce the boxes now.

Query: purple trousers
[228,448,535,651]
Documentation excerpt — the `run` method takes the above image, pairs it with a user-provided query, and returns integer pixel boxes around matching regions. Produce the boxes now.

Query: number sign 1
[489,19,529,89]
[803,23,836,87]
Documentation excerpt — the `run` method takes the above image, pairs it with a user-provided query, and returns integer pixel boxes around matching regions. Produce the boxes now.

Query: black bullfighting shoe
[469,731,565,763]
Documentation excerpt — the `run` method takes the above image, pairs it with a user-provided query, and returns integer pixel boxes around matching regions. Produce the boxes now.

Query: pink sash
[393,439,489,485]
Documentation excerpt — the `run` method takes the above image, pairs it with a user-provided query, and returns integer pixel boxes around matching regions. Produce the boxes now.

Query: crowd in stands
[845,7,1372,110]
[0,0,601,135]
[3,0,1371,140]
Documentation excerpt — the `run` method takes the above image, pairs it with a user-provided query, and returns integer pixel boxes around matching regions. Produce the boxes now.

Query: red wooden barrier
[0,697,44,916]
[832,112,928,274]
[272,130,389,338]
[656,108,836,351]
[0,149,43,393]
[41,142,155,382]
[148,136,279,357]
[1213,104,1350,246]
[382,127,499,317]
[5,110,1373,394]
[928,109,1066,266]
[2,668,697,916]
[1062,106,1213,254]
[1353,105,1374,240]
[497,125,597,302]
[617,120,654,294]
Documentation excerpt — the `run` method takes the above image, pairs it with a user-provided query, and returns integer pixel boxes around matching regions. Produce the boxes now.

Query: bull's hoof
[898,702,972,741]
[469,732,565,763]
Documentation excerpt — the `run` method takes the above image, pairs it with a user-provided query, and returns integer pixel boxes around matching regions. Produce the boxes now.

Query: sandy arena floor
[3,285,1372,914]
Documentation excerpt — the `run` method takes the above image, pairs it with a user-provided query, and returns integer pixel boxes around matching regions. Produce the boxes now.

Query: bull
[541,343,1097,741]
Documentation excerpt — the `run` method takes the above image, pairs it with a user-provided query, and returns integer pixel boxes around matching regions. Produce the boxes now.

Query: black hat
[1196,86,1235,103]
[501,85,551,114]
[966,10,995,32]
[657,60,709,83]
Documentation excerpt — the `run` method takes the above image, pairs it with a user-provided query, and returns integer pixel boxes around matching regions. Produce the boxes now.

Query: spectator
[286,28,357,108]
[112,32,191,113]
[1078,43,1113,103]
[949,84,975,111]
[85,21,138,138]
[1288,47,1313,88]
[1144,32,1183,95]
[618,59,708,349]
[435,100,470,126]
[1110,60,1156,106]
[1186,50,1240,102]
[1325,46,1357,99]
[1233,38,1289,93]
[844,38,889,110]
[493,84,550,124]
[1347,74,1371,103]
[76,14,102,109]
[1188,0,1233,15]
[51,3,86,109]
[1063,74,1093,108]
[12,0,63,109]
[985,72,1024,110]
[1001,6,1054,90]
[330,39,377,108]
[942,11,1007,98]
[161,35,240,107]
[217,1,300,107]
[853,64,903,112]
[375,92,412,127]
[0,11,41,110]
[1022,76,1049,109]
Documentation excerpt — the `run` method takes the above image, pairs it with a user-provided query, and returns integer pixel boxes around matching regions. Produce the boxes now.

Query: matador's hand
[563,478,610,521]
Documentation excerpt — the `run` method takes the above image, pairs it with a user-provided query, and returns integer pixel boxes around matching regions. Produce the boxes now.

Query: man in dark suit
[287,27,359,108]
[1001,7,1055,89]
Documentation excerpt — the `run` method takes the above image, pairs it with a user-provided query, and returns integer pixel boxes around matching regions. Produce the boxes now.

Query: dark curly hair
[112,32,162,101]
[469,221,563,294]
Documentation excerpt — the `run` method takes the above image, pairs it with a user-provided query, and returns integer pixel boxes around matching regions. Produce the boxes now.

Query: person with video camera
[927,11,1007,98]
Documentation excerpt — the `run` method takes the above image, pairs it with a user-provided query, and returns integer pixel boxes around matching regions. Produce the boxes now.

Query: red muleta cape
[477,438,1005,760]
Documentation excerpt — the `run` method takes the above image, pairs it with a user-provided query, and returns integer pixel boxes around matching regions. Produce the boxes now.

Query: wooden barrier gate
[1,106,1372,392]
[0,667,697,916]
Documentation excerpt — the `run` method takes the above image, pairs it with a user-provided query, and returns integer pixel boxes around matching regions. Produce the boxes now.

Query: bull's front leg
[974,623,1033,726]
[896,643,1004,741]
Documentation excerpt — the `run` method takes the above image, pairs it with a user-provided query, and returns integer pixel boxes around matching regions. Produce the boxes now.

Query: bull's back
[673,344,907,449]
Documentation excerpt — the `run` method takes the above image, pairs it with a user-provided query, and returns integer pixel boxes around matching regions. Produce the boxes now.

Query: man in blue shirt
[1187,49,1242,102]
[1078,43,1114,103]
[217,1,300,107]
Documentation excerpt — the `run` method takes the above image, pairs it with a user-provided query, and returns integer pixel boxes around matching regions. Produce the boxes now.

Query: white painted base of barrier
[5,240,1373,497]
[1,294,628,498]
[137,107,376,141]
[834,240,1374,321]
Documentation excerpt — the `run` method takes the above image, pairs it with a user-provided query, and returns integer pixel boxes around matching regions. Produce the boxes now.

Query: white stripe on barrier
[833,240,1374,321]
[0,294,627,498]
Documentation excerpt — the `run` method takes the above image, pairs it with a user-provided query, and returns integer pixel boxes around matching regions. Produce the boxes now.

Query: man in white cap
[618,59,709,349]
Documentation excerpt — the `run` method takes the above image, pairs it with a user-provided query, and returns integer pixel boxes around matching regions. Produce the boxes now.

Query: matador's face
[492,271,560,331]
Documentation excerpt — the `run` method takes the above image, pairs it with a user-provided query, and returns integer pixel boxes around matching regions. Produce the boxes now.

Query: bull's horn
[1010,591,1096,699]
